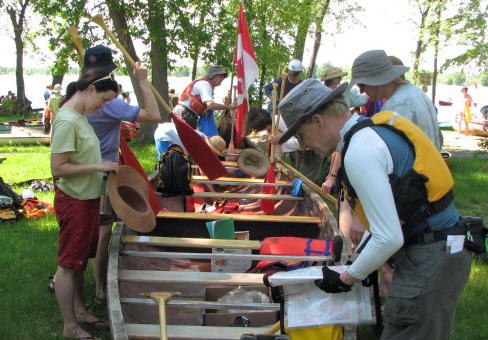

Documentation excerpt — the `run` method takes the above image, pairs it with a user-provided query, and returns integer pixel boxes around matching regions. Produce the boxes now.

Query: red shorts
[55,188,100,271]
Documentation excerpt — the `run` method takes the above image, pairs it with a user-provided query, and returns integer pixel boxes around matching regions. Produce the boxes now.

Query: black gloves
[314,266,353,293]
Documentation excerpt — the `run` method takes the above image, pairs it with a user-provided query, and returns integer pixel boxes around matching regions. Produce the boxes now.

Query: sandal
[47,276,55,293]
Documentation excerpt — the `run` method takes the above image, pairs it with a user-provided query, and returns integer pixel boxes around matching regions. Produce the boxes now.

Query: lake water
[0,74,232,111]
[0,74,486,124]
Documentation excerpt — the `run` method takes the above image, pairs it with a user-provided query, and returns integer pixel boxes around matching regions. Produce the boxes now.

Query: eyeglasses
[90,73,114,85]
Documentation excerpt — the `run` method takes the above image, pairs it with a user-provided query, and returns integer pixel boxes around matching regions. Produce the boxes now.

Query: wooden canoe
[0,125,50,145]
[452,120,488,137]
[107,163,342,340]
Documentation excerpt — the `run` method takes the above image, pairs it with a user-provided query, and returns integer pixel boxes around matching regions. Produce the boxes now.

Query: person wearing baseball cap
[264,59,303,106]
[349,49,440,149]
[278,78,470,340]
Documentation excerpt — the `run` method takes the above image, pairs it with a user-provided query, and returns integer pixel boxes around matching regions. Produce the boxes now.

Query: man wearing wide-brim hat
[349,49,440,149]
[278,78,470,340]
[175,65,236,136]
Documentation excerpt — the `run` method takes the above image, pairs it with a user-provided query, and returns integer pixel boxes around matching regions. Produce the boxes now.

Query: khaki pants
[381,241,472,340]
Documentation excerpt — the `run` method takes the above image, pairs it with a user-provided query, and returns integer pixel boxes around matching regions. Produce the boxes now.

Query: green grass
[0,144,487,339]
[0,113,41,122]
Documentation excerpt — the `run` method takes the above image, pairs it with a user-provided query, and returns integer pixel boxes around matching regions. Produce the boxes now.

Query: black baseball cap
[81,45,117,73]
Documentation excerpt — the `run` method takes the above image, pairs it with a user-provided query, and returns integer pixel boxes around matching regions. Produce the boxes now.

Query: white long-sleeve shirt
[338,114,404,279]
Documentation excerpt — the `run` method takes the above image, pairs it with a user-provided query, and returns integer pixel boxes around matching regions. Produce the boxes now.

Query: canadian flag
[234,1,258,147]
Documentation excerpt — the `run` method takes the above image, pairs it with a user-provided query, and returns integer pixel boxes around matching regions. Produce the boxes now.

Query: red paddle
[170,112,228,180]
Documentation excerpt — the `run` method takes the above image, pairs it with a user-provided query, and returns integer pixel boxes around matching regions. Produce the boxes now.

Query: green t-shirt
[47,93,62,116]
[51,107,103,200]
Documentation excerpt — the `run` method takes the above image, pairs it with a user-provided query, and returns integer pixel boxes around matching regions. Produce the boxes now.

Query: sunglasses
[90,73,114,85]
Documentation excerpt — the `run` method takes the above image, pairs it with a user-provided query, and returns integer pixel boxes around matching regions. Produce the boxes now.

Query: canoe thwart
[157,211,321,224]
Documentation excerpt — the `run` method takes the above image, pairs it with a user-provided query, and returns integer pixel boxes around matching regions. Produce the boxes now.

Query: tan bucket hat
[205,136,226,156]
[237,149,270,177]
[107,165,156,233]
[321,67,348,81]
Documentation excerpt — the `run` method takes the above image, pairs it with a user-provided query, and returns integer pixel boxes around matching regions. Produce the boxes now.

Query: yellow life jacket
[341,111,453,233]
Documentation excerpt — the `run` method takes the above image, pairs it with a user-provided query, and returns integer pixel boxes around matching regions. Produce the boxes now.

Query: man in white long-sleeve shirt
[278,79,471,340]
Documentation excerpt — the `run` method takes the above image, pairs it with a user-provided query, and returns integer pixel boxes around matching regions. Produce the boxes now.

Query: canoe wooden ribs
[109,164,342,339]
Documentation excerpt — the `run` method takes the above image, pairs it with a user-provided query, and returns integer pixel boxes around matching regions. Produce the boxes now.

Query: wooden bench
[156,211,321,224]
[126,324,270,340]
[192,192,302,201]
[119,270,265,286]
[121,250,332,262]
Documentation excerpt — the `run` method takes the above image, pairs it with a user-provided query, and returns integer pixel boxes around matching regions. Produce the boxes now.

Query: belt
[404,224,465,247]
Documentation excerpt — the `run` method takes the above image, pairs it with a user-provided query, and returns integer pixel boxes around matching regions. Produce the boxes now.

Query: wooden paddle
[277,157,337,207]
[91,14,172,115]
[67,26,84,66]
[140,291,181,340]
[91,14,227,180]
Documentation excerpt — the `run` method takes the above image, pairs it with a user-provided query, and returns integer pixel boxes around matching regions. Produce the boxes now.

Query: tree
[105,0,146,107]
[292,0,314,61]
[307,0,331,78]
[442,0,488,71]
[33,0,88,87]
[4,0,31,112]
[411,0,433,85]
[307,0,363,78]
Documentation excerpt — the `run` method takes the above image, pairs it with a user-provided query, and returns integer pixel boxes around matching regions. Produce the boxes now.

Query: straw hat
[107,165,156,233]
[237,149,270,177]
[321,67,348,81]
[206,136,226,156]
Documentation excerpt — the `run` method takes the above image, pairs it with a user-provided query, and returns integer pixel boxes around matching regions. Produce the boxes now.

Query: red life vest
[179,77,213,115]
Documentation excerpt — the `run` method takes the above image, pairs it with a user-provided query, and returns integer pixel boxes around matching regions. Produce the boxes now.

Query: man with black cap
[175,65,236,136]
[83,45,160,300]
[278,79,471,340]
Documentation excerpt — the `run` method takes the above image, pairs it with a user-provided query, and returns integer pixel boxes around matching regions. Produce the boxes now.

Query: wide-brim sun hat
[278,79,348,144]
[206,135,226,156]
[348,50,410,89]
[321,67,348,81]
[237,148,270,177]
[107,165,156,233]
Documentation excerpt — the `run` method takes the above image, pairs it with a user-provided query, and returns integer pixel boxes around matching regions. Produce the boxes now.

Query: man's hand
[315,266,353,293]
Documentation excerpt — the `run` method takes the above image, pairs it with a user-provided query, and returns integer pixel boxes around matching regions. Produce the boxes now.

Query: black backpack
[0,177,22,208]
[156,145,194,196]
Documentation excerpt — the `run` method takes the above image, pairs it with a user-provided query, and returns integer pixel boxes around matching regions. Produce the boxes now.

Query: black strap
[404,223,465,247]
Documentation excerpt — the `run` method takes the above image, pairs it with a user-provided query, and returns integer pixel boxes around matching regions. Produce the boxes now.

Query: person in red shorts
[50,68,119,340]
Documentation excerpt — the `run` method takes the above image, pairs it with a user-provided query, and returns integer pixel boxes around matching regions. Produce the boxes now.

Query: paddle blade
[171,113,228,180]
[260,163,276,215]
[119,137,160,214]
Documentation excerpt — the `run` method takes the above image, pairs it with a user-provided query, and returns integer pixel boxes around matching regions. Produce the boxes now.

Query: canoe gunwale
[107,222,130,340]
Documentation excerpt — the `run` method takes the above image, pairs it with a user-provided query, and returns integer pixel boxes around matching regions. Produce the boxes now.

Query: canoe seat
[192,192,303,201]
[120,297,280,311]
[119,269,265,286]
[157,211,321,224]
[126,324,271,339]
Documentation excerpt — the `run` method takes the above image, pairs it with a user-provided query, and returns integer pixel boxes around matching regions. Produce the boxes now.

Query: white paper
[269,266,375,328]
[138,236,149,242]
[446,235,465,254]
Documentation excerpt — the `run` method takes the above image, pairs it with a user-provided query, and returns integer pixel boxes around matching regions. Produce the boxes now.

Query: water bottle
[22,187,34,199]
